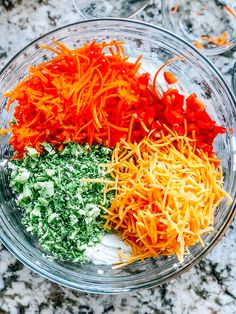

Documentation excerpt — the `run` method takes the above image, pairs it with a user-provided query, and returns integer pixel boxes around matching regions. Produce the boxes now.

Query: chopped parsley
[9,143,114,263]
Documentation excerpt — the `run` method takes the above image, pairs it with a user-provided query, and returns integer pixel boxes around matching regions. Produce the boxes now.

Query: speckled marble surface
[0,1,236,313]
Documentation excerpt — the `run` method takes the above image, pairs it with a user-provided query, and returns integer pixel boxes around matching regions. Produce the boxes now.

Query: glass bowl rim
[0,17,236,294]
[232,61,236,97]
[72,0,150,19]
[161,0,236,56]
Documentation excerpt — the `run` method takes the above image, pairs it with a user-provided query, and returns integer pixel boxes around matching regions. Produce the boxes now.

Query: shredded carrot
[193,32,232,50]
[152,56,184,97]
[171,2,179,14]
[225,5,236,19]
[195,4,205,16]
[102,130,231,266]
[200,32,232,48]
[0,128,10,136]
[4,40,225,159]
[192,41,205,49]
[5,40,159,158]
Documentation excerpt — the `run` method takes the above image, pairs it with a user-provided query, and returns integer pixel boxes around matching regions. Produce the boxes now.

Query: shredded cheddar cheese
[100,129,232,265]
[0,128,10,136]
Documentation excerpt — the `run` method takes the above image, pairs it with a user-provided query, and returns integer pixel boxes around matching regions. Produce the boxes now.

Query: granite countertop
[0,1,236,313]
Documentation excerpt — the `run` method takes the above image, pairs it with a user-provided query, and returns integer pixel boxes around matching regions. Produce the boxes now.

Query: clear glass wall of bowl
[0,19,236,293]
[73,0,149,18]
[161,0,236,56]
[73,0,236,56]
[232,61,236,96]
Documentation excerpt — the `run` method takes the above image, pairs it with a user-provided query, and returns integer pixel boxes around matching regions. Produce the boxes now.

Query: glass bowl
[161,0,236,56]
[0,19,236,294]
[73,0,149,18]
[232,61,236,96]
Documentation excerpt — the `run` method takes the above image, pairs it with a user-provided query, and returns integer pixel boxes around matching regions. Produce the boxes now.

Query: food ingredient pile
[9,143,114,262]
[3,40,231,266]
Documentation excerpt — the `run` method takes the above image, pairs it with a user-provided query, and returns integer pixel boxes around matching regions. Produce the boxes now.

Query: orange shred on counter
[225,5,236,19]
[171,2,179,14]
[93,128,232,266]
[195,4,205,16]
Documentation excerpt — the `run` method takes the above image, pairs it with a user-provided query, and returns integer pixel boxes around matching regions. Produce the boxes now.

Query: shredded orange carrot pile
[98,128,231,265]
[4,40,155,158]
[4,40,225,159]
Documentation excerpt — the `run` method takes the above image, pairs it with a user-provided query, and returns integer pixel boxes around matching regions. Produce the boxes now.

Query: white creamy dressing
[85,234,132,265]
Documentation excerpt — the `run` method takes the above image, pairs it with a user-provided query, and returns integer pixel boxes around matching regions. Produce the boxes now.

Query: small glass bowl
[161,0,236,56]
[0,19,236,294]
[232,61,236,96]
[73,0,149,19]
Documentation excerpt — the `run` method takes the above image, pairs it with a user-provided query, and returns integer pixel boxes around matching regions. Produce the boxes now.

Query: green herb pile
[9,143,114,263]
